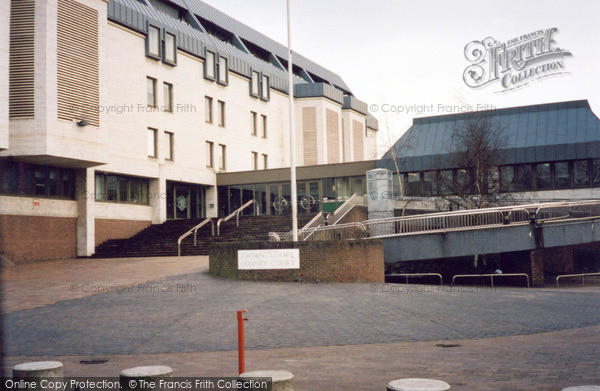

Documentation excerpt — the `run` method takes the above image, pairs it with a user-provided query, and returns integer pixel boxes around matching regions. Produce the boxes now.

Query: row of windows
[146,25,177,65]
[148,128,174,161]
[398,159,600,197]
[94,173,150,205]
[205,96,226,127]
[145,27,271,100]
[205,141,226,171]
[251,111,268,138]
[0,161,76,200]
[147,77,173,112]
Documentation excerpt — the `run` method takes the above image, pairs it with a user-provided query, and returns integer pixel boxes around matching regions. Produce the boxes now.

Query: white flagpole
[287,0,298,241]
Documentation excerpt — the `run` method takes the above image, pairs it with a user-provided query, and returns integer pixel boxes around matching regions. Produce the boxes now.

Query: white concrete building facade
[0,0,378,263]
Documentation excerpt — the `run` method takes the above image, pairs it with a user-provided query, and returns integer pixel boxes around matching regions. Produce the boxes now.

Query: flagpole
[287,0,298,241]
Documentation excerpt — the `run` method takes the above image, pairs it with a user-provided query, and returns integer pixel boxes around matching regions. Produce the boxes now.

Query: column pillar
[529,249,545,287]
[76,168,95,256]
[150,177,166,224]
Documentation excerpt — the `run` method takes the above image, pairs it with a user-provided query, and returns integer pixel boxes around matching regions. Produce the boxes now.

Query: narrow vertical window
[262,154,268,170]
[218,56,228,85]
[205,96,213,124]
[261,74,270,100]
[206,141,214,168]
[148,128,157,157]
[163,82,173,112]
[147,77,157,107]
[251,70,260,97]
[147,25,161,58]
[252,151,258,170]
[218,144,226,171]
[261,115,267,138]
[164,32,176,64]
[205,51,216,80]
[164,131,174,161]
[218,100,225,127]
[251,111,257,135]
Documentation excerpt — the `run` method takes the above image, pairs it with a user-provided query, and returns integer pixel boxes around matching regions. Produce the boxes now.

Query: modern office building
[379,100,600,207]
[0,0,378,263]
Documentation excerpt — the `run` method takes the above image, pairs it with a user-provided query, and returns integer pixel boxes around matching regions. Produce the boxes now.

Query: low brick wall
[209,240,384,283]
[95,218,151,247]
[0,214,77,263]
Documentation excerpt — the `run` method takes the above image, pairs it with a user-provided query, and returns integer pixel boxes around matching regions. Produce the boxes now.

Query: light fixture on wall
[76,119,89,127]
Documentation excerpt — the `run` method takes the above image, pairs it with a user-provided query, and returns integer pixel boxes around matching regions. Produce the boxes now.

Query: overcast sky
[203,0,600,155]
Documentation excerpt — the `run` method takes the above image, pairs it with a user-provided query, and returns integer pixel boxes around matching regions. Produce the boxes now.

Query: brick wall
[209,240,384,283]
[0,214,77,263]
[337,205,368,224]
[95,219,151,247]
[529,249,545,287]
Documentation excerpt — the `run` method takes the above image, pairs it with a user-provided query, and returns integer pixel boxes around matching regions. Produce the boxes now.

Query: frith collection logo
[463,28,572,92]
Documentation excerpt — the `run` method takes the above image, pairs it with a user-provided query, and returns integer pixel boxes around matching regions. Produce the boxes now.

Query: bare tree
[438,113,513,209]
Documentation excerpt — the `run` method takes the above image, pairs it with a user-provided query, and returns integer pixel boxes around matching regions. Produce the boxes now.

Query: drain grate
[435,343,461,348]
[80,359,108,365]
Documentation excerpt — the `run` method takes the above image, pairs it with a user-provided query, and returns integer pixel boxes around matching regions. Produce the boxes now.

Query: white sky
[202,0,600,155]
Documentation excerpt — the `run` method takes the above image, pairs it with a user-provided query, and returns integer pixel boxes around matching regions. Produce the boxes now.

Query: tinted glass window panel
[573,160,590,187]
[1,161,19,195]
[62,171,75,199]
[593,159,600,187]
[439,170,453,195]
[48,168,60,196]
[555,162,569,189]
[141,180,149,205]
[423,171,436,196]
[106,176,118,202]
[95,173,105,201]
[34,167,46,196]
[536,163,552,190]
[129,179,141,204]
[500,166,514,192]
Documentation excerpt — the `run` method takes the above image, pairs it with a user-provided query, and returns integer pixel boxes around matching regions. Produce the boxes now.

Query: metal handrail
[216,199,258,235]
[177,218,214,257]
[387,273,443,285]
[330,193,364,224]
[268,232,281,242]
[556,272,600,288]
[452,273,530,288]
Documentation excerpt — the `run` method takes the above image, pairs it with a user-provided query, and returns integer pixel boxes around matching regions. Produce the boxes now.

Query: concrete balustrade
[239,370,294,391]
[387,378,451,391]
[119,366,173,391]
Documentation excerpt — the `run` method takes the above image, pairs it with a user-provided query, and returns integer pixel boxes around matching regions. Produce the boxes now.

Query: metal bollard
[238,310,249,375]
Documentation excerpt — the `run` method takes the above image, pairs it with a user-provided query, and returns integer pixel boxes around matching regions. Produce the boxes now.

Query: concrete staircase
[92,213,316,258]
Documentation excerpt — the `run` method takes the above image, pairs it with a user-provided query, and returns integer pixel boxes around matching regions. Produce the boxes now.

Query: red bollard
[237,310,249,375]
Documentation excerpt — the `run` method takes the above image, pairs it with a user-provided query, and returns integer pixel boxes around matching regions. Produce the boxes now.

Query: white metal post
[287,0,298,241]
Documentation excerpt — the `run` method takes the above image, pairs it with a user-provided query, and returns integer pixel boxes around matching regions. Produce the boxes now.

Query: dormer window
[261,74,270,101]
[163,31,177,65]
[249,70,270,101]
[217,56,228,85]
[204,50,216,80]
[146,25,161,59]
[250,70,260,97]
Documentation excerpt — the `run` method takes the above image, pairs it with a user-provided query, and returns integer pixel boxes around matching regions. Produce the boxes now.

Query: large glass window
[336,177,350,200]
[406,172,420,196]
[422,171,436,196]
[536,163,552,190]
[164,32,176,64]
[573,160,590,187]
[513,165,533,192]
[438,170,453,195]
[95,173,150,204]
[147,25,161,58]
[322,178,335,201]
[0,162,75,199]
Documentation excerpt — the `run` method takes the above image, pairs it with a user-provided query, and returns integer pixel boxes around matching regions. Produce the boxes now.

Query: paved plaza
[2,256,600,390]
